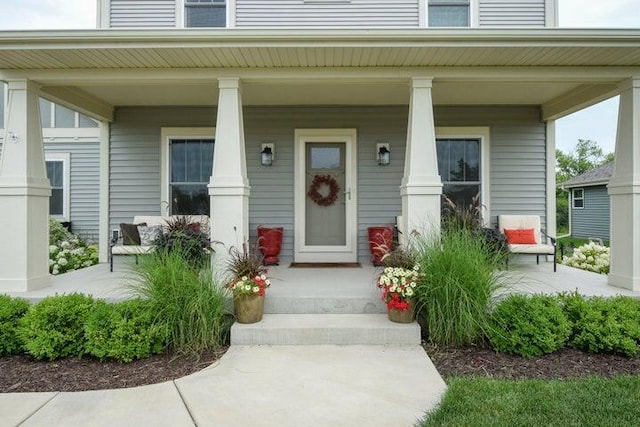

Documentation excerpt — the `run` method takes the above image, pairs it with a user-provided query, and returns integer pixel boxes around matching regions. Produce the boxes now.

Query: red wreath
[307,174,340,207]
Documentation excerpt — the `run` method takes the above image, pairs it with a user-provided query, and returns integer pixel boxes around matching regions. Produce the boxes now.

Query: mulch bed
[0,347,227,393]
[424,342,640,380]
[2,344,639,393]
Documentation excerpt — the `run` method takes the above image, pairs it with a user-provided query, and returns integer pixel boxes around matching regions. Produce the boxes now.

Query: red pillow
[504,228,536,244]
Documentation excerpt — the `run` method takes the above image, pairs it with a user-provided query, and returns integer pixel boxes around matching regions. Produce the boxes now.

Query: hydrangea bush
[562,241,610,274]
[49,219,99,275]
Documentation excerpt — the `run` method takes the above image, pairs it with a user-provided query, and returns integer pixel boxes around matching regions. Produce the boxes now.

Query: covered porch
[1,29,640,292]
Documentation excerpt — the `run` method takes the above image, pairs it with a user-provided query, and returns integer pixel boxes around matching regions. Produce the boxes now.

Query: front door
[294,129,357,262]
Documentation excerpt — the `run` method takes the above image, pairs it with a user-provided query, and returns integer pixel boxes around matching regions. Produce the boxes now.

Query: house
[0,0,639,292]
[560,162,613,242]
[0,84,101,241]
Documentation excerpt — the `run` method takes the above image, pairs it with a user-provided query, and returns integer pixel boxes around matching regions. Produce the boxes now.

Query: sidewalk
[0,345,446,427]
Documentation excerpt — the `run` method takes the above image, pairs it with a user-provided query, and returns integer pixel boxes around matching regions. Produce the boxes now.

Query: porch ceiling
[0,28,638,119]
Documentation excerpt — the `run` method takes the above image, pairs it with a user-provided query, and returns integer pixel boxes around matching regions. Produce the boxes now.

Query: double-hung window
[169,139,215,215]
[45,153,70,219]
[428,0,470,27]
[185,0,226,28]
[572,188,584,209]
[437,138,481,209]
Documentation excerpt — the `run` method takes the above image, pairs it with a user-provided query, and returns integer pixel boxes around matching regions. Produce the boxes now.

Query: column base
[0,274,50,292]
[608,273,640,292]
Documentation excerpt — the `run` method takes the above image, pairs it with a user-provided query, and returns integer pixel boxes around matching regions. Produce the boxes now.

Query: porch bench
[109,215,209,272]
[497,215,557,272]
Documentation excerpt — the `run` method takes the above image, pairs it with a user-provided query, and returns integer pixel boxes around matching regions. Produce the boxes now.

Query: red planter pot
[257,226,284,265]
[367,226,394,266]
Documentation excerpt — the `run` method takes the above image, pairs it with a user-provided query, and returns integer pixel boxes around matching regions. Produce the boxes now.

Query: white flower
[406,288,414,297]
[244,284,251,291]
[52,268,59,275]
[253,286,259,293]
[260,274,267,280]
[60,241,71,249]
[265,280,271,286]
[49,245,59,254]
[58,258,68,266]
[241,276,248,281]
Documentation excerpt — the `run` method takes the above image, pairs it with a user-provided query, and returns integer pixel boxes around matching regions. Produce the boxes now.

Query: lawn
[420,376,640,427]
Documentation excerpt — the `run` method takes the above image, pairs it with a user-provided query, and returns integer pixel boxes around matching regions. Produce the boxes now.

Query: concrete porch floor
[3,257,638,302]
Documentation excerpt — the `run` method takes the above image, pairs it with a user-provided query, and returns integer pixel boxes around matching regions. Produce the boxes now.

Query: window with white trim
[572,188,584,209]
[39,99,98,129]
[437,138,481,209]
[45,153,71,220]
[185,0,226,27]
[169,139,215,215]
[428,0,470,27]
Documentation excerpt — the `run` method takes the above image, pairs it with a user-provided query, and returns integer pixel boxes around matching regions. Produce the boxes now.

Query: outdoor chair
[497,215,557,272]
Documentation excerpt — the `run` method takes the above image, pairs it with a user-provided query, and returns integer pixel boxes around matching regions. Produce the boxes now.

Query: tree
[556,139,614,234]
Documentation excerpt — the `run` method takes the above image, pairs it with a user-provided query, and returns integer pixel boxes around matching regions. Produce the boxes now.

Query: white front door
[294,129,357,262]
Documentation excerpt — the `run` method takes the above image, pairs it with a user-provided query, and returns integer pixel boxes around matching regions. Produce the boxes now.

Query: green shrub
[488,294,571,358]
[49,236,99,275]
[18,293,95,360]
[561,293,640,357]
[130,249,230,354]
[153,216,211,267]
[85,299,167,362]
[413,227,505,346]
[49,217,72,245]
[0,295,30,356]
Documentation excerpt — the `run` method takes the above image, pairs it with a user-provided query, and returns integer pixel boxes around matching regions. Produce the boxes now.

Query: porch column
[608,77,640,291]
[0,80,51,291]
[399,77,443,243]
[208,78,250,259]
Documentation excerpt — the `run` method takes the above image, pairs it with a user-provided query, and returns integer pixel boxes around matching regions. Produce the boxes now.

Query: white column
[0,80,51,291]
[608,78,640,291]
[208,78,250,259]
[400,77,443,243]
[546,120,557,246]
[98,120,110,263]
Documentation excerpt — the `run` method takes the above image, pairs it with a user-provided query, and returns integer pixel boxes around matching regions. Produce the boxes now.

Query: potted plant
[377,265,419,323]
[226,244,270,324]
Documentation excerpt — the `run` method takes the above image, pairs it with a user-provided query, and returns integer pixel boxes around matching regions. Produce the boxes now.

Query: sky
[0,0,639,155]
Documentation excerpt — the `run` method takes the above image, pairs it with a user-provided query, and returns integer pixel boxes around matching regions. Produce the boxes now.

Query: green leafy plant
[413,227,505,346]
[130,248,230,355]
[49,217,72,245]
[152,216,211,267]
[226,243,264,280]
[382,247,417,270]
[0,295,30,356]
[562,241,610,274]
[49,236,99,275]
[18,293,96,360]
[85,299,167,362]
[488,294,571,358]
[561,293,640,357]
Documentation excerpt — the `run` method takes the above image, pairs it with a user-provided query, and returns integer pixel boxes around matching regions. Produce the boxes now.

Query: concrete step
[230,314,421,345]
[264,296,387,314]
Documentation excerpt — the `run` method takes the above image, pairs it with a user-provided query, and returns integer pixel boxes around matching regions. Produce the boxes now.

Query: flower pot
[257,226,284,265]
[387,300,415,324]
[234,294,265,324]
[367,226,394,266]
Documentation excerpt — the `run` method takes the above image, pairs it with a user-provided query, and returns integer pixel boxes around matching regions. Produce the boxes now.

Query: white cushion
[508,243,555,255]
[111,245,154,255]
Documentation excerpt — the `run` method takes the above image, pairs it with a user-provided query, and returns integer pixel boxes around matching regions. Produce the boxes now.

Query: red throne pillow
[504,228,536,245]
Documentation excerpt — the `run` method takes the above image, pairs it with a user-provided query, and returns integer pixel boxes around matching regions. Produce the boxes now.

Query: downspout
[557,185,571,239]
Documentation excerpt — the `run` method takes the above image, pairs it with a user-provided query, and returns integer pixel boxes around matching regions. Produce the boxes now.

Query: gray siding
[110,105,546,263]
[479,0,546,27]
[235,0,420,27]
[45,142,101,241]
[109,0,176,28]
[571,185,610,241]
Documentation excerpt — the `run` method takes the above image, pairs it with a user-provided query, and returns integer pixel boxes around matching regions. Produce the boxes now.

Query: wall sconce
[376,143,390,166]
[7,131,19,144]
[261,143,275,166]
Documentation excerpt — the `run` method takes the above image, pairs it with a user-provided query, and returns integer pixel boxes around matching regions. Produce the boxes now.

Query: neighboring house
[560,162,613,242]
[0,83,101,241]
[1,0,639,292]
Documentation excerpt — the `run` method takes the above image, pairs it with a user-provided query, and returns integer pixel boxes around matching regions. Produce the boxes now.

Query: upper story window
[185,0,226,28]
[428,0,470,27]
[39,99,98,129]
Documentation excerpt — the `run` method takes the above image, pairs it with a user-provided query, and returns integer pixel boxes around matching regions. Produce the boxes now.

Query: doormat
[289,262,362,268]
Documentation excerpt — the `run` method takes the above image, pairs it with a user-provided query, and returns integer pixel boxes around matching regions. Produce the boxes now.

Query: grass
[420,376,640,427]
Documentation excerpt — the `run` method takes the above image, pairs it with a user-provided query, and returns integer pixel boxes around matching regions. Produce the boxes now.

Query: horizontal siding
[45,142,101,241]
[236,0,420,27]
[111,105,546,263]
[479,0,546,27]
[110,0,176,28]
[571,186,610,241]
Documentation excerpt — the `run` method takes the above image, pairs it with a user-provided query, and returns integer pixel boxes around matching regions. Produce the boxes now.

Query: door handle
[344,188,351,200]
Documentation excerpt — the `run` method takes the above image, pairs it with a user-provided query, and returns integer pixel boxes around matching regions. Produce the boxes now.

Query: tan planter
[387,299,415,324]
[234,294,265,324]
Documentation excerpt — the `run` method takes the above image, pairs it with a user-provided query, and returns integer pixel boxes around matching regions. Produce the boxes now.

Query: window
[39,99,98,129]
[437,138,481,210]
[185,0,226,28]
[169,139,215,215]
[45,153,70,219]
[572,188,584,209]
[428,0,470,27]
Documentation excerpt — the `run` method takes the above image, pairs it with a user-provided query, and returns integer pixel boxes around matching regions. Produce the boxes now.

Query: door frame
[294,128,358,263]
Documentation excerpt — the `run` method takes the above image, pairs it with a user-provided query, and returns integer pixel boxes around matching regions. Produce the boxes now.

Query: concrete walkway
[0,345,446,427]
